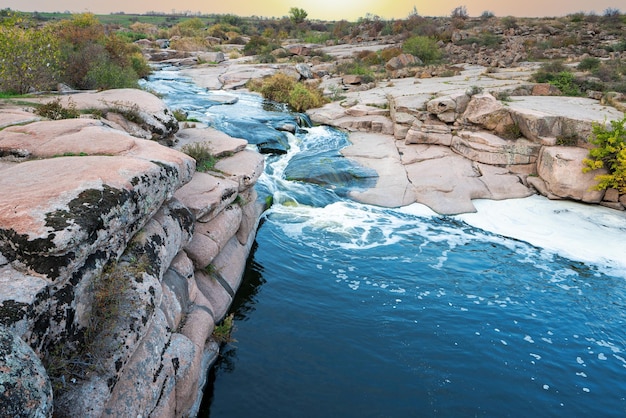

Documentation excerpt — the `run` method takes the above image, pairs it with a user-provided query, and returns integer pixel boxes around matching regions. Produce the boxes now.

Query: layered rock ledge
[304,65,625,214]
[0,89,264,417]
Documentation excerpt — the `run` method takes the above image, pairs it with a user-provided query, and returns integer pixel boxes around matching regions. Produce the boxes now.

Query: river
[144,69,626,417]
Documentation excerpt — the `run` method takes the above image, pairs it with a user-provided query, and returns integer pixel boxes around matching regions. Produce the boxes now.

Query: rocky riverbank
[180,56,625,214]
[0,89,264,416]
[1,33,625,416]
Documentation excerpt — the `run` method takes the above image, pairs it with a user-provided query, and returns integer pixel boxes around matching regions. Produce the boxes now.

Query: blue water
[144,70,626,417]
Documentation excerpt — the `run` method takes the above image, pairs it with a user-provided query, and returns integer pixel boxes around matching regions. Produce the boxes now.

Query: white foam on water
[455,196,626,276]
[268,201,407,250]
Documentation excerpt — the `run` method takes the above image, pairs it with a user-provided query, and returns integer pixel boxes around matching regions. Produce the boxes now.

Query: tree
[289,7,308,24]
[451,5,469,19]
[0,14,60,94]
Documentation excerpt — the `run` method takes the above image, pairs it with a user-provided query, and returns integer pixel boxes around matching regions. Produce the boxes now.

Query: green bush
[86,60,139,90]
[52,13,150,90]
[289,7,308,24]
[577,57,601,71]
[336,60,375,83]
[243,35,269,56]
[0,15,60,94]
[402,36,441,65]
[532,62,583,96]
[247,73,328,111]
[456,32,503,48]
[288,83,327,112]
[357,50,383,66]
[252,72,295,103]
[380,47,402,62]
[549,72,582,96]
[583,115,626,192]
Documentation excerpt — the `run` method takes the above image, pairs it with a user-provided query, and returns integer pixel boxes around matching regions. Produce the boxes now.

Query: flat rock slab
[506,96,623,122]
[33,88,180,139]
[0,155,187,280]
[0,119,135,158]
[217,65,277,90]
[0,107,41,129]
[0,118,195,182]
[175,126,248,157]
[319,42,394,59]
[506,96,624,144]
[342,132,414,207]
[180,65,229,90]
[406,154,487,214]
[174,172,239,221]
[214,150,265,192]
[405,153,532,215]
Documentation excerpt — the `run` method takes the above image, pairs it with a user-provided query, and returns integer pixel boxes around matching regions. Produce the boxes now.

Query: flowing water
[145,70,626,417]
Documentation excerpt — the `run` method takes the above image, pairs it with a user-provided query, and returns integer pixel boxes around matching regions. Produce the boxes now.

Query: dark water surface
[144,70,626,417]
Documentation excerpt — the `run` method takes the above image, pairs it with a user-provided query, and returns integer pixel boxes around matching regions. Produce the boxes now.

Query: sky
[4,0,626,21]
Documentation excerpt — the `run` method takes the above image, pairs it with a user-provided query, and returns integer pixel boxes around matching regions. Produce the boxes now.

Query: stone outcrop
[530,146,607,202]
[306,64,624,214]
[0,89,264,417]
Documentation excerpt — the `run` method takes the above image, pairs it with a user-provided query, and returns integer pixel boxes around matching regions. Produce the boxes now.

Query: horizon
[3,0,626,21]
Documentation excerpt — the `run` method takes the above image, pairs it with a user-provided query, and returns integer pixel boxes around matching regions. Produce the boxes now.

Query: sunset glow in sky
[5,0,626,20]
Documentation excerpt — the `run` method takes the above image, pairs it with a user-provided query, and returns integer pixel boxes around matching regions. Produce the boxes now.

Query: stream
[144,68,626,417]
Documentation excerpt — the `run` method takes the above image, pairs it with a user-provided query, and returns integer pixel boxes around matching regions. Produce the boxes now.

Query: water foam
[456,196,626,276]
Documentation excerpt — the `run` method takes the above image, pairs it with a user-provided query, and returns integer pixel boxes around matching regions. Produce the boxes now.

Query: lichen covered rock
[0,326,53,418]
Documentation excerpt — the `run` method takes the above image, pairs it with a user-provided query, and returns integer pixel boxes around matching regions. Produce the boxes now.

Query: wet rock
[341,132,415,208]
[211,118,290,154]
[284,149,378,196]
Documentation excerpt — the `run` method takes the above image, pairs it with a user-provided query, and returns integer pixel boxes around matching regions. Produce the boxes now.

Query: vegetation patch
[336,60,376,83]
[212,313,236,344]
[35,97,80,120]
[247,73,328,112]
[181,142,217,172]
[501,123,522,140]
[583,115,626,192]
[402,35,442,65]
